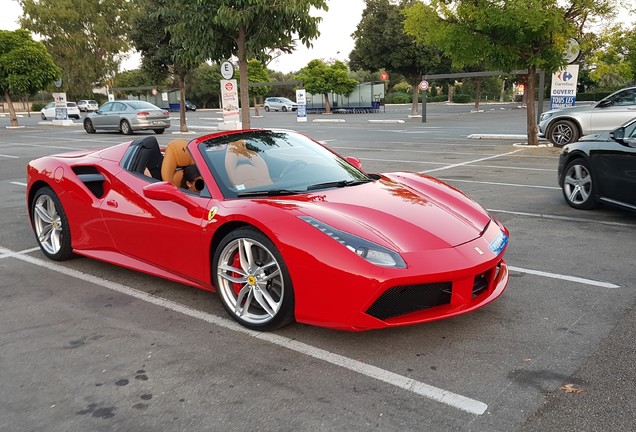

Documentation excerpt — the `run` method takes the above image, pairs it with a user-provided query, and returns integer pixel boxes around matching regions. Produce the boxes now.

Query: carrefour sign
[550,64,579,110]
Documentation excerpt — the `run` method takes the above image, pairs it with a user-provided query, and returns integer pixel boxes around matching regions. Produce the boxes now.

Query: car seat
[224,140,272,189]
[161,139,194,186]
[126,136,163,180]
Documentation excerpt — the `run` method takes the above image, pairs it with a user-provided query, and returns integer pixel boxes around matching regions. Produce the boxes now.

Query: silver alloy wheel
[121,120,132,135]
[216,237,284,326]
[33,194,63,255]
[550,121,577,146]
[563,163,592,205]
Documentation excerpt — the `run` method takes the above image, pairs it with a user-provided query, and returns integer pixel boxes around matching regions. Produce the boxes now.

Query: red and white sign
[380,71,389,81]
[419,80,429,91]
[221,79,240,123]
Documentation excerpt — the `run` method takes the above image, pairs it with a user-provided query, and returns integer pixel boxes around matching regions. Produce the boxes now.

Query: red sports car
[27,129,509,331]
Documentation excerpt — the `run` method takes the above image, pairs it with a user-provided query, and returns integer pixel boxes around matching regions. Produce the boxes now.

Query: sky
[1,0,365,74]
[1,0,633,74]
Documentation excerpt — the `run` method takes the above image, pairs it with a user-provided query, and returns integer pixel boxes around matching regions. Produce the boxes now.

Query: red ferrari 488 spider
[27,129,509,331]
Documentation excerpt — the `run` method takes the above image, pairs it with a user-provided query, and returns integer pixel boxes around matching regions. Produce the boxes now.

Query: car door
[590,88,636,134]
[99,169,213,286]
[592,122,636,206]
[91,102,114,128]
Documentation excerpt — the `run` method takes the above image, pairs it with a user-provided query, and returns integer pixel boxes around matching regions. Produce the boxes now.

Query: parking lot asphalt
[1,103,635,431]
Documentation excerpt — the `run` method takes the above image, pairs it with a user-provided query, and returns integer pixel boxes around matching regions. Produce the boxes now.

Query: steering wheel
[279,160,308,179]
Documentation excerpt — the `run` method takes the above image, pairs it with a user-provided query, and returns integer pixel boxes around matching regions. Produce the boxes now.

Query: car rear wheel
[154,129,165,134]
[213,227,294,331]
[548,120,579,147]
[120,120,133,135]
[84,119,96,134]
[562,158,598,210]
[31,187,74,261]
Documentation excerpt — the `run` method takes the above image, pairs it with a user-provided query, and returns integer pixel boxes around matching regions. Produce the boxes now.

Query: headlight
[539,112,553,122]
[299,216,406,268]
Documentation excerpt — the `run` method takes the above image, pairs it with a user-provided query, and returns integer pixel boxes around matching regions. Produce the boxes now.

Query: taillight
[163,110,169,116]
[137,111,150,117]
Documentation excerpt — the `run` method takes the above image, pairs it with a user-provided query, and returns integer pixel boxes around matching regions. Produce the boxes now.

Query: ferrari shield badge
[207,206,218,221]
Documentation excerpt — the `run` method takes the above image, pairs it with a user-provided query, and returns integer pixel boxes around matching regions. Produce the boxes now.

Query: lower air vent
[366,282,452,320]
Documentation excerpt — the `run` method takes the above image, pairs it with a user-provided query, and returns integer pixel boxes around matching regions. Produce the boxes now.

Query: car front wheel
[84,119,96,134]
[548,120,579,147]
[213,227,294,331]
[562,158,598,210]
[41,113,46,120]
[120,120,133,135]
[264,106,270,112]
[31,187,74,260]
[282,106,288,112]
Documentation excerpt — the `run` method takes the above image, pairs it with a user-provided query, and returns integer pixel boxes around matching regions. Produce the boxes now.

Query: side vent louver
[72,166,106,198]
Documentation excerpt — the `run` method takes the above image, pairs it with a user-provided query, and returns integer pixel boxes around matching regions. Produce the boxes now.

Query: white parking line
[0,245,489,416]
[508,266,620,289]
[440,178,560,190]
[0,154,19,159]
[488,209,636,228]
[10,181,27,187]
[423,149,525,173]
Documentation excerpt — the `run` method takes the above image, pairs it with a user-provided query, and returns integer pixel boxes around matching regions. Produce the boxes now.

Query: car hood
[545,104,595,116]
[262,173,492,253]
[578,131,612,142]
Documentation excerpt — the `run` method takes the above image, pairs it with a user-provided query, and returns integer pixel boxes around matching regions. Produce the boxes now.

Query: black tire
[264,106,270,112]
[120,120,133,135]
[282,106,288,112]
[561,158,598,210]
[41,113,46,120]
[548,120,579,147]
[154,129,165,134]
[84,119,96,134]
[31,187,74,261]
[213,227,295,331]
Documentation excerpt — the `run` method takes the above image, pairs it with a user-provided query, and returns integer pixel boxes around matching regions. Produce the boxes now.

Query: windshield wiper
[306,178,373,191]
[237,189,305,197]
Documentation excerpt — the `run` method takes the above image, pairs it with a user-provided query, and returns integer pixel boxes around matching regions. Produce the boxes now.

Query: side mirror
[346,156,363,170]
[610,127,625,141]
[596,99,613,108]
[143,181,204,216]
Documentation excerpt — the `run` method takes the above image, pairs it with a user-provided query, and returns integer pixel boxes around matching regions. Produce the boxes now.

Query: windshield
[199,130,370,198]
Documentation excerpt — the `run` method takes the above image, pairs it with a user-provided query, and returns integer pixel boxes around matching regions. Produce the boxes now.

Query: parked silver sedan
[83,100,170,135]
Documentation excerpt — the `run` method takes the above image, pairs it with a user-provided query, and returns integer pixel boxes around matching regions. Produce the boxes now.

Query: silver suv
[264,97,297,112]
[538,86,636,146]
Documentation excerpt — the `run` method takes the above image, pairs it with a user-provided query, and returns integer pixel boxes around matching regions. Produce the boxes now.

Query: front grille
[366,282,452,320]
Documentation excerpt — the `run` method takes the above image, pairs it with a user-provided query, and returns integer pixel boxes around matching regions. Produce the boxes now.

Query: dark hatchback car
[558,117,636,212]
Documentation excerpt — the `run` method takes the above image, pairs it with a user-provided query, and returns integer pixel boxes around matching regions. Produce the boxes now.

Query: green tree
[112,69,162,98]
[403,0,618,145]
[295,60,358,113]
[168,0,327,128]
[350,0,449,115]
[189,63,223,109]
[246,60,271,117]
[0,29,61,127]
[131,0,205,133]
[586,25,634,88]
[19,0,134,99]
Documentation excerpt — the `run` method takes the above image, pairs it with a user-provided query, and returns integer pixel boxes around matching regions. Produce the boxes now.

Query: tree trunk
[447,83,454,102]
[237,24,250,129]
[253,95,260,116]
[179,75,188,133]
[474,78,481,111]
[324,93,331,114]
[526,66,539,146]
[4,93,18,127]
[411,83,419,115]
[500,79,506,102]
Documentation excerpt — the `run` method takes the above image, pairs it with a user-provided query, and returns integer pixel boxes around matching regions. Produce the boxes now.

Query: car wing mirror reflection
[346,156,363,170]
